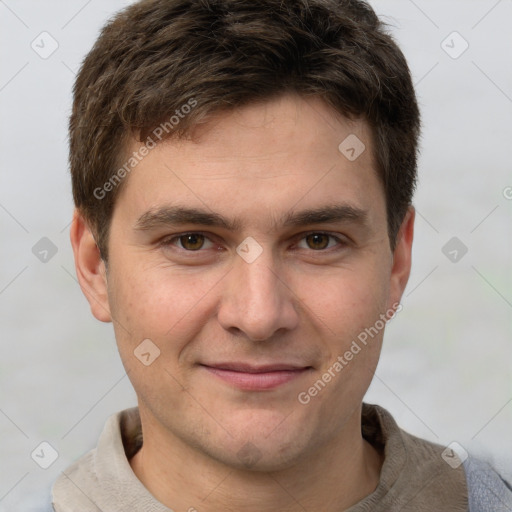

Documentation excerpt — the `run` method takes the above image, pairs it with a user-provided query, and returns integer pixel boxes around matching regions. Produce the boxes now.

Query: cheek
[107,262,224,350]
[297,267,389,417]
[297,262,391,333]
[294,258,391,399]
[105,264,223,406]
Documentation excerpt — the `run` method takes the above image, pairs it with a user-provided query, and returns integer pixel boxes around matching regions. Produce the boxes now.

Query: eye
[160,231,347,255]
[296,233,344,251]
[163,233,215,251]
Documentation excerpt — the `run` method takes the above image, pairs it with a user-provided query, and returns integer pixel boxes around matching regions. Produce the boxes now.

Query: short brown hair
[70,0,420,259]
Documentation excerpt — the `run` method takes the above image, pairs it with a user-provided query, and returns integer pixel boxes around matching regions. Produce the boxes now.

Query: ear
[388,206,415,309]
[70,210,112,323]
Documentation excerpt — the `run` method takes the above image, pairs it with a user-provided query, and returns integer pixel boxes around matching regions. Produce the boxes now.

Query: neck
[129,404,383,511]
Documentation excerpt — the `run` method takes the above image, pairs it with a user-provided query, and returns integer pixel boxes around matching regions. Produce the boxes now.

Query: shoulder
[463,456,512,512]
[363,404,512,510]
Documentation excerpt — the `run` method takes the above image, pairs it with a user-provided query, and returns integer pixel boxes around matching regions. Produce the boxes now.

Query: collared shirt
[51,403,512,511]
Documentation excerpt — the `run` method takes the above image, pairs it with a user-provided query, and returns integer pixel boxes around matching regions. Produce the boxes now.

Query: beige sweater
[52,403,471,511]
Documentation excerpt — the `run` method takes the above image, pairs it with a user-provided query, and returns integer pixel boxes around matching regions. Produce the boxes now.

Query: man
[50,0,511,510]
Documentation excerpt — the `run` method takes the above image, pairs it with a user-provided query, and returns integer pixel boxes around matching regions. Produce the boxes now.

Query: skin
[71,94,414,511]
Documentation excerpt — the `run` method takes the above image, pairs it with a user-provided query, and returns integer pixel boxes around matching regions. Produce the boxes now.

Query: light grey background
[0,0,511,510]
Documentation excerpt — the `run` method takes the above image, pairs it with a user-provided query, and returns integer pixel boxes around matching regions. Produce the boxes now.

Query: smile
[199,363,313,391]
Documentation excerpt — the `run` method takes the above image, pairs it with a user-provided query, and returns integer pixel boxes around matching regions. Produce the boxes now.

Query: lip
[200,363,312,391]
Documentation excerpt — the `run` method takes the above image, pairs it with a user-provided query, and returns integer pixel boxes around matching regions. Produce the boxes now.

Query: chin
[203,415,316,472]
[212,440,309,473]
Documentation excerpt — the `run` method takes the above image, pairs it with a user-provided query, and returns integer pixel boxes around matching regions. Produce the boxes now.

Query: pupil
[308,234,328,250]
[182,234,204,250]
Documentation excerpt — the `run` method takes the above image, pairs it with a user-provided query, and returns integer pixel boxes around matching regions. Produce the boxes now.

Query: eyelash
[159,231,348,254]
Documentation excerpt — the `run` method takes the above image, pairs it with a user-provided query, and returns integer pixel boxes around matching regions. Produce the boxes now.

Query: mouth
[199,362,313,391]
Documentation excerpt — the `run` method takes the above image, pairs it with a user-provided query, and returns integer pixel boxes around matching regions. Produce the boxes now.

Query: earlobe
[69,210,112,323]
[388,206,415,308]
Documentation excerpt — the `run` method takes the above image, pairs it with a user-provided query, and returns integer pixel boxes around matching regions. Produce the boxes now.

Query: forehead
[171,95,373,169]
[113,94,384,229]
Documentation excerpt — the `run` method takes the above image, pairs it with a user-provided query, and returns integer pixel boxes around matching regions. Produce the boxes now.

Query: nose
[217,249,299,341]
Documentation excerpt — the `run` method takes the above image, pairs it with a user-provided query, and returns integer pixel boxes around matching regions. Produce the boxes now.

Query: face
[74,94,413,471]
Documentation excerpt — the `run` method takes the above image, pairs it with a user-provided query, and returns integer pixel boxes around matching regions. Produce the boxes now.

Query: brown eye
[179,234,205,250]
[305,233,330,250]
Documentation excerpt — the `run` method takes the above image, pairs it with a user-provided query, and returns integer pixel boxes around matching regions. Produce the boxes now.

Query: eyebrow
[134,204,369,232]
